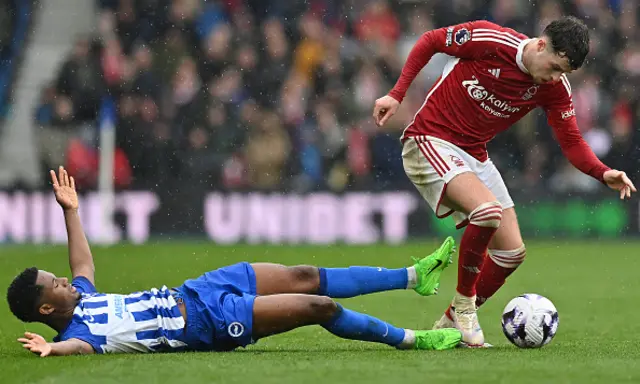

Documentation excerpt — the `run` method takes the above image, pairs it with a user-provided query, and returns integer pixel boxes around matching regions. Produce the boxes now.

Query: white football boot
[432,308,455,330]
[452,293,485,347]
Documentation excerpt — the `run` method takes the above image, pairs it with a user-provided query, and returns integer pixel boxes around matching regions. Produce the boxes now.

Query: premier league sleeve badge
[455,28,471,45]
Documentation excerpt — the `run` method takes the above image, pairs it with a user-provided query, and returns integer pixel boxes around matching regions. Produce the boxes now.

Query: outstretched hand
[18,332,52,357]
[603,170,636,200]
[50,166,78,211]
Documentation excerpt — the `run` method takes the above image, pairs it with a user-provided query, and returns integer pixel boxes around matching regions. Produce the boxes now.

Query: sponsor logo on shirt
[561,108,576,119]
[461,76,520,118]
[455,28,471,45]
[113,295,125,319]
[445,27,454,47]
[522,85,539,100]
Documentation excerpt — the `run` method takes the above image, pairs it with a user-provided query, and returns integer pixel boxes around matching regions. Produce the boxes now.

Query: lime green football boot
[411,236,456,296]
[414,329,462,350]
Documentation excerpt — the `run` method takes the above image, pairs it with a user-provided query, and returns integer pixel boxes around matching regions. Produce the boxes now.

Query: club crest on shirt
[449,155,465,168]
[455,28,471,45]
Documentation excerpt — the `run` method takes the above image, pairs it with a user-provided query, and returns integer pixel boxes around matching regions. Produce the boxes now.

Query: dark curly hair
[542,16,590,70]
[7,267,44,322]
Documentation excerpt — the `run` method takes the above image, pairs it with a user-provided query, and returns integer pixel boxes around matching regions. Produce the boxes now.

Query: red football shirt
[390,20,610,182]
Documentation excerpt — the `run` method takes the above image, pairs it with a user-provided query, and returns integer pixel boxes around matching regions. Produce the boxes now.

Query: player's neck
[46,313,74,332]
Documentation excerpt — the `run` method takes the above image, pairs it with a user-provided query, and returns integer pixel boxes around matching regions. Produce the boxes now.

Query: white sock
[406,267,417,289]
[396,329,416,349]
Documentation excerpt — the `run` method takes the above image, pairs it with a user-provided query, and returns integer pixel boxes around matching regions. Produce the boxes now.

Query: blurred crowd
[0,0,18,116]
[0,0,15,59]
[33,0,640,194]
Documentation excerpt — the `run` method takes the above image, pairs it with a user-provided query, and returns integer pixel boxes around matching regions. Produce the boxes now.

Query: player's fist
[373,95,400,127]
[603,170,636,200]
[18,332,52,357]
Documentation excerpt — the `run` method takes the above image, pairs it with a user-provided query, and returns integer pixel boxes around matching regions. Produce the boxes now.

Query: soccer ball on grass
[501,294,559,348]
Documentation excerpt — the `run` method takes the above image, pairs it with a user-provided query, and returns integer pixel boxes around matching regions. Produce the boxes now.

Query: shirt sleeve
[55,320,105,354]
[540,77,611,183]
[72,276,97,295]
[389,20,506,103]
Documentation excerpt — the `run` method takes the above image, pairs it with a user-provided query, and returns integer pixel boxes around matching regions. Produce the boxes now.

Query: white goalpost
[97,97,117,244]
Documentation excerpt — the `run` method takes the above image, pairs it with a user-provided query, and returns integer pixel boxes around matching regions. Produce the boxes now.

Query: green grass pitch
[1,240,639,383]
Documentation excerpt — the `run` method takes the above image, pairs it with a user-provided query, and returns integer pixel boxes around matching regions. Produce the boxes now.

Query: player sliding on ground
[8,167,461,356]
[373,16,637,347]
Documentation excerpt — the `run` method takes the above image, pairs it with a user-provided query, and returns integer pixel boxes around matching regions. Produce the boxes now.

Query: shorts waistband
[169,286,207,349]
[169,288,184,304]
[169,288,188,330]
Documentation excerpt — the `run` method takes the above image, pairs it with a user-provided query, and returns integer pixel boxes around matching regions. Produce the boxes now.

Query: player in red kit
[373,16,636,347]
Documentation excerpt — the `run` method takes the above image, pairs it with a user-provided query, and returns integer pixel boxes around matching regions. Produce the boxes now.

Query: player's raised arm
[50,166,96,284]
[374,20,499,126]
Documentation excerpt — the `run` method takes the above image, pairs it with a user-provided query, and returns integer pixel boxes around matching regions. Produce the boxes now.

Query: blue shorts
[175,262,257,351]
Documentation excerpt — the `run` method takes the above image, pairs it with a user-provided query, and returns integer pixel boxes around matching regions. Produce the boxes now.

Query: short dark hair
[542,16,590,70]
[7,267,44,322]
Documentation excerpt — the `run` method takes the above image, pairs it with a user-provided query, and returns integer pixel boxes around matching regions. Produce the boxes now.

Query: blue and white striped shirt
[54,277,187,353]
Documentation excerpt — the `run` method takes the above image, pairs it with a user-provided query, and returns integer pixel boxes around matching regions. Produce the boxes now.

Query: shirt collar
[516,38,533,74]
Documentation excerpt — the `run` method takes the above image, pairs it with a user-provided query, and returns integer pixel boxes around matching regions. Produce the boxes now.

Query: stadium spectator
[29,0,640,194]
[54,36,104,123]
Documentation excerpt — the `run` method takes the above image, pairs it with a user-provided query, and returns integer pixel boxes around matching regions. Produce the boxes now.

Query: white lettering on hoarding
[306,193,339,244]
[0,192,159,244]
[121,192,160,244]
[204,193,243,244]
[380,192,418,244]
[344,193,378,244]
[204,192,418,244]
[0,192,418,245]
[0,192,28,242]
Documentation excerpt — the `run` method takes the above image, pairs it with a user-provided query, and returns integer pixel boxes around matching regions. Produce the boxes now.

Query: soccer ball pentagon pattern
[501,294,559,348]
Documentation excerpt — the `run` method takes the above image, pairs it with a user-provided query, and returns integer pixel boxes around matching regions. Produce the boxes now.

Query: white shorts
[402,135,514,229]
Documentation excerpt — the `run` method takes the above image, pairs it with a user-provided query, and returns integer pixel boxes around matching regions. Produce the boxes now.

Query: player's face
[530,39,573,84]
[36,270,81,316]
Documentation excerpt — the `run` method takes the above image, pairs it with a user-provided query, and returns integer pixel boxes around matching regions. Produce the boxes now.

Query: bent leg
[251,294,406,347]
[443,172,502,298]
[440,172,503,346]
[252,294,459,350]
[251,294,336,338]
[252,263,412,298]
[252,263,321,296]
[441,208,524,318]
[475,207,525,307]
[252,294,461,350]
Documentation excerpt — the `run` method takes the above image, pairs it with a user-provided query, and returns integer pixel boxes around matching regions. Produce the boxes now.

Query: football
[501,294,559,348]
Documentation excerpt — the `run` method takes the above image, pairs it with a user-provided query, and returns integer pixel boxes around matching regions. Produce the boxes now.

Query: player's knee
[469,201,503,228]
[308,296,338,322]
[288,265,320,293]
[489,244,526,268]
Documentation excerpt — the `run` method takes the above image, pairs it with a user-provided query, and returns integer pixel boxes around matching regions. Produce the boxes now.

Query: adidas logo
[463,265,481,274]
[488,68,501,78]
